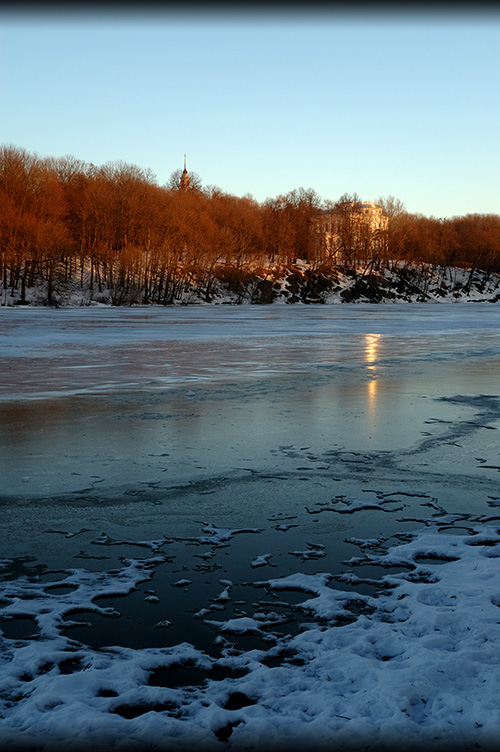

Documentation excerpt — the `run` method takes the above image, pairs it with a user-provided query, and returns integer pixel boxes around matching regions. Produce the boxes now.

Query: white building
[313,200,388,261]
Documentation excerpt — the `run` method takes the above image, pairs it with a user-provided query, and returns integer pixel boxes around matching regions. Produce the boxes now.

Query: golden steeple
[180,153,190,191]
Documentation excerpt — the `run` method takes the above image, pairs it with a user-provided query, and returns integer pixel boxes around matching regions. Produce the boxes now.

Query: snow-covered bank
[3,261,500,307]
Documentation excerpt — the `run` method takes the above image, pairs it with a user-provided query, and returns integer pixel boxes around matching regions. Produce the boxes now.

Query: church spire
[180,153,190,191]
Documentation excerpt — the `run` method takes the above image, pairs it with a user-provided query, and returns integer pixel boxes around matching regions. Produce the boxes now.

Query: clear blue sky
[1,7,499,218]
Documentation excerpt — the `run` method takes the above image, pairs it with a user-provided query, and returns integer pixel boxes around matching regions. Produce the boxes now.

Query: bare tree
[166,168,202,192]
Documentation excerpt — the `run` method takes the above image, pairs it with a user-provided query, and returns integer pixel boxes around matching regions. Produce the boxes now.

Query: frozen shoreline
[3,507,500,751]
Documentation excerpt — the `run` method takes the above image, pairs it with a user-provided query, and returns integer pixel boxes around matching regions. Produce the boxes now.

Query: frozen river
[2,303,500,497]
[1,303,500,751]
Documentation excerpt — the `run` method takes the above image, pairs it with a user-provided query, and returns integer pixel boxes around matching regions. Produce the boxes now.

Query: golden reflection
[367,377,377,405]
[365,333,381,370]
[365,334,381,410]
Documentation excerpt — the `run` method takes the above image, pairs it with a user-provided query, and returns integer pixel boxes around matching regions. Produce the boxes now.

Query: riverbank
[3,261,500,307]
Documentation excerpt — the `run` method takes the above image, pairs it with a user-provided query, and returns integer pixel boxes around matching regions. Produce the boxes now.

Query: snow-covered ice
[3,517,500,751]
[1,303,500,751]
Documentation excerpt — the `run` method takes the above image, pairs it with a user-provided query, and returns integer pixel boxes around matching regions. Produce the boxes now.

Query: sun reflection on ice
[365,333,381,409]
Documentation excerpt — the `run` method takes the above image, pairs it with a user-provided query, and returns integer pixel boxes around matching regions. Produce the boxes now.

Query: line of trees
[1,144,500,305]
